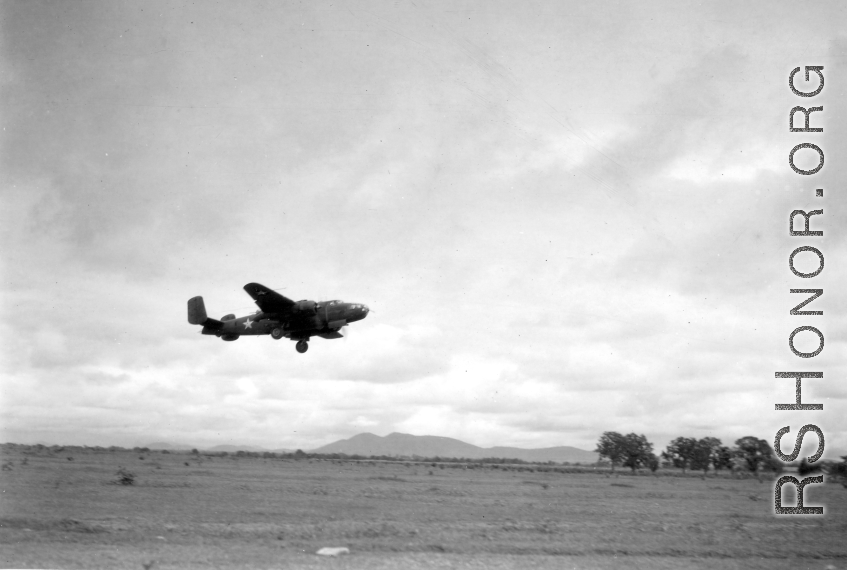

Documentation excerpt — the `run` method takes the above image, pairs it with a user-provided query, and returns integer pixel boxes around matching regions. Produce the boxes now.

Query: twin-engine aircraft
[187,283,369,353]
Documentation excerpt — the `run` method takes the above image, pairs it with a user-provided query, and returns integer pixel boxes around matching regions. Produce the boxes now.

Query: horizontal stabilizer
[201,319,224,332]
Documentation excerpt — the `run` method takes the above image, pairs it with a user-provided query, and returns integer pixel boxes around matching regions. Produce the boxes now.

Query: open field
[1,447,846,569]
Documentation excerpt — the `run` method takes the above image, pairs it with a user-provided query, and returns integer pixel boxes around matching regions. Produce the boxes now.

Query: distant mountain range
[144,442,292,453]
[144,441,195,451]
[205,444,269,452]
[312,432,599,464]
[38,434,847,463]
[142,433,597,462]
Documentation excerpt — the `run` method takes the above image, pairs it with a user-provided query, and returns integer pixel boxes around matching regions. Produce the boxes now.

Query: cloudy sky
[2,0,845,457]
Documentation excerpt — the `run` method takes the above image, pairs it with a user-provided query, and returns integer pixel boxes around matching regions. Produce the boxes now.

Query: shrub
[823,456,847,486]
[115,467,136,485]
[798,459,822,476]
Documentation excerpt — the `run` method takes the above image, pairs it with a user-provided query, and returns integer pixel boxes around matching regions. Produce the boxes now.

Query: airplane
[187,282,369,353]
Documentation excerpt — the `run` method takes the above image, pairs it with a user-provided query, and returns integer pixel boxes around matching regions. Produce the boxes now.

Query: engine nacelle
[294,300,317,314]
[220,334,239,341]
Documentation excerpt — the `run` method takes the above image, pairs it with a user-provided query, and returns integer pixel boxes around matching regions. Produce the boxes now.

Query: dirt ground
[1,448,845,569]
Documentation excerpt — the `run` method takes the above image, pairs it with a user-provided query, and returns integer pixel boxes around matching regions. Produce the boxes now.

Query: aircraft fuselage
[188,284,369,352]
[200,301,368,338]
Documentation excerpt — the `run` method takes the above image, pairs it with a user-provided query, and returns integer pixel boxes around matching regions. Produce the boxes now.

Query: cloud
[2,2,846,455]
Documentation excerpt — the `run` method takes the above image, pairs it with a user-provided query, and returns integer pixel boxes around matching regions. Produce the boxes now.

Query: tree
[712,445,732,472]
[595,432,625,472]
[620,433,654,473]
[689,444,711,474]
[690,437,723,475]
[646,453,660,475]
[733,436,774,475]
[662,437,698,473]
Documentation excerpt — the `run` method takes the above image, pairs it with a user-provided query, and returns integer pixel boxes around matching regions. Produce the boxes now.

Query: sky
[1,0,845,458]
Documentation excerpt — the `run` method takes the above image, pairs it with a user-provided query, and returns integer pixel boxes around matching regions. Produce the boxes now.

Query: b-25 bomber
[187,282,369,353]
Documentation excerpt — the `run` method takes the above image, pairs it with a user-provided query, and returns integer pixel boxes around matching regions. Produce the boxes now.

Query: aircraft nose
[345,303,369,322]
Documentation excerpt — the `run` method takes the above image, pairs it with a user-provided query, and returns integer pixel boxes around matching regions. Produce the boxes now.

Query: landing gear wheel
[271,327,284,340]
[295,340,309,353]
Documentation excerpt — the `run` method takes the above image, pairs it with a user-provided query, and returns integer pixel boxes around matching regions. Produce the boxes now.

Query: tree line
[594,431,839,477]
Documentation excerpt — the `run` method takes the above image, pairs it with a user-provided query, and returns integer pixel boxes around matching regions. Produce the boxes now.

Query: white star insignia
[243,318,254,329]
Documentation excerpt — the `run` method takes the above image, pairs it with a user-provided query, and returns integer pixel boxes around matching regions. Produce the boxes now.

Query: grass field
[1,447,845,569]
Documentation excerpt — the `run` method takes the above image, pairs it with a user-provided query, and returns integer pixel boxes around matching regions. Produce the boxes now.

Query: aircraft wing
[243,282,296,314]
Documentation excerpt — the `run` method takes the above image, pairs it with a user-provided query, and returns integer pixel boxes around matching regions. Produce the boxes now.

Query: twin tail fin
[187,296,224,329]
